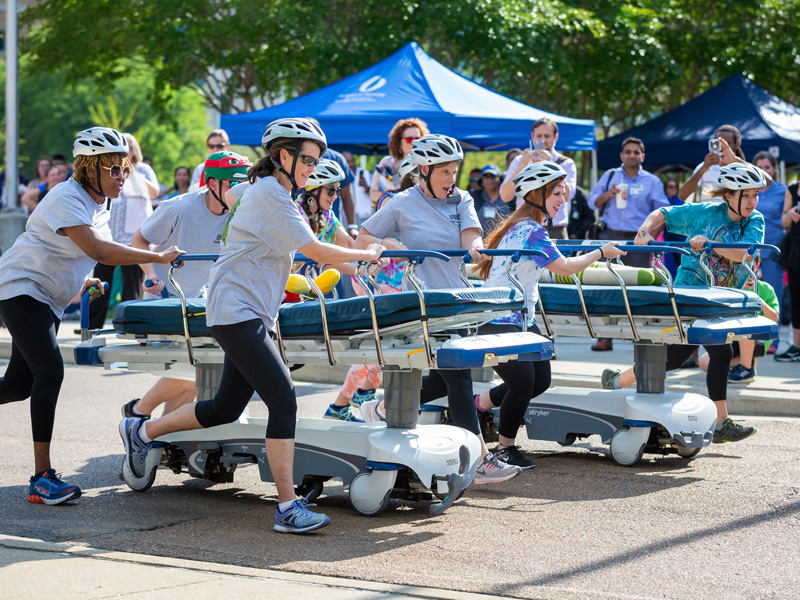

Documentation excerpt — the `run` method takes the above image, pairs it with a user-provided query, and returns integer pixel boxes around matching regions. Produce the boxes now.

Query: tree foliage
[21,0,800,140]
[1,57,210,181]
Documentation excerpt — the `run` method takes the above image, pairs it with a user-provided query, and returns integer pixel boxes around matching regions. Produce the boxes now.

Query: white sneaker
[473,452,521,485]
[360,399,385,423]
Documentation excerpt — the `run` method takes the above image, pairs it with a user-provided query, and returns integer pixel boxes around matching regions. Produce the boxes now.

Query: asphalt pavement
[1,354,799,599]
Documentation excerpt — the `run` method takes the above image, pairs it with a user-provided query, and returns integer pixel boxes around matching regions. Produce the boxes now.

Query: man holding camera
[500,118,577,239]
[678,125,744,203]
[587,137,670,351]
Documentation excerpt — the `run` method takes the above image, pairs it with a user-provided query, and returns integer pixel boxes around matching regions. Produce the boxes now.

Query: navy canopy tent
[597,74,800,169]
[221,42,595,153]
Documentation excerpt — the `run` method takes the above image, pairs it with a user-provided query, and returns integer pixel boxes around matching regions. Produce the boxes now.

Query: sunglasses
[403,136,420,144]
[322,185,341,197]
[298,154,320,167]
[101,164,132,179]
[207,142,228,150]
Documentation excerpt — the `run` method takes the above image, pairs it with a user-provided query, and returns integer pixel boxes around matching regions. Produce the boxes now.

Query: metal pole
[5,0,19,209]
[780,160,786,184]
[590,149,598,187]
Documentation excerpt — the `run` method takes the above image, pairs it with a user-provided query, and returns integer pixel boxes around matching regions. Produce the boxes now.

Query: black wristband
[599,247,605,259]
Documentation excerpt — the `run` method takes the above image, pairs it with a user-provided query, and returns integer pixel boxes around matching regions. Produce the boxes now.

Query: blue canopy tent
[221,41,595,154]
[597,74,800,170]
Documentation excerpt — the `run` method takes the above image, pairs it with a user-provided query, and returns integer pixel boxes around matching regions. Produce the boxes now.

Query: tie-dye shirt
[661,202,765,288]
[484,220,561,327]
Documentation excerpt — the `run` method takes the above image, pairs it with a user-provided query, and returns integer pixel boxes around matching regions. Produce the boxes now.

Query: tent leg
[591,150,598,188]
[780,160,786,184]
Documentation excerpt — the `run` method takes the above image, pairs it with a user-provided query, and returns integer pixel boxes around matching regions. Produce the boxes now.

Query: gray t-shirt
[361,185,482,289]
[205,176,316,329]
[140,189,228,298]
[0,178,111,317]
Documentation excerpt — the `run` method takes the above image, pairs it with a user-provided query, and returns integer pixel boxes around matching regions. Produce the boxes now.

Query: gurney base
[521,388,717,466]
[119,416,482,517]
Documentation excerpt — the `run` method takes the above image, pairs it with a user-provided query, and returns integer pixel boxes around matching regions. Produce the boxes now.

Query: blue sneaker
[350,388,378,407]
[28,469,81,505]
[274,496,331,533]
[728,364,755,384]
[323,403,364,422]
[118,417,151,478]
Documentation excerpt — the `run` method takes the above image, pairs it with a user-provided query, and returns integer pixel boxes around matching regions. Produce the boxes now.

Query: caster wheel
[295,476,325,502]
[558,433,577,447]
[121,456,157,492]
[349,470,395,516]
[609,427,647,467]
[676,446,702,459]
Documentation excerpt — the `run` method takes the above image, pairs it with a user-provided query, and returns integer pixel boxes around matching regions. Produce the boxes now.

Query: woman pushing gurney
[602,162,768,443]
[119,118,386,534]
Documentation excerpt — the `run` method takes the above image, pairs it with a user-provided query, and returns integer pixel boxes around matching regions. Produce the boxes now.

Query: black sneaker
[712,418,756,443]
[774,345,800,362]
[493,445,535,469]
[121,399,150,420]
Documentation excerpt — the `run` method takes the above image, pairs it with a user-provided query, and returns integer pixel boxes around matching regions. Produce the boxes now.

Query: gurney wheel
[120,456,157,492]
[295,476,325,502]
[676,446,702,459]
[349,471,394,517]
[558,434,577,447]
[609,427,647,467]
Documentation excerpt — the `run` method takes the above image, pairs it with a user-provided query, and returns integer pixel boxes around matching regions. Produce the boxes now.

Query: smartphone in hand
[533,140,546,151]
[708,139,722,154]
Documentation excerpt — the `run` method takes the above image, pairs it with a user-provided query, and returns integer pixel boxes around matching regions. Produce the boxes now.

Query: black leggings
[479,323,551,439]
[195,319,297,439]
[665,343,732,401]
[0,296,64,443]
[88,263,144,330]
[788,268,800,330]
[420,368,479,436]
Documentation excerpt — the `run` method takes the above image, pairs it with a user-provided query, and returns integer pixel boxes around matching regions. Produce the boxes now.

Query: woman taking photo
[356,133,520,485]
[603,163,767,443]
[475,162,625,468]
[120,118,385,534]
[0,127,183,505]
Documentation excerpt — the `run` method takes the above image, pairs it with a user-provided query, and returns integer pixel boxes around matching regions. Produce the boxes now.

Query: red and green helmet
[200,151,251,187]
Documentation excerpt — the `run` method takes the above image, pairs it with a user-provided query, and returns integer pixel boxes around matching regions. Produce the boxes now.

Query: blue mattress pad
[538,284,761,318]
[111,287,522,338]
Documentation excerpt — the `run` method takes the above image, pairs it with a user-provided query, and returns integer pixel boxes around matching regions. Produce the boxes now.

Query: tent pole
[591,150,598,187]
[780,160,786,183]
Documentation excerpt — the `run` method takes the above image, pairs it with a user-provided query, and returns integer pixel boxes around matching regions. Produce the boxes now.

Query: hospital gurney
[429,243,779,466]
[75,251,552,516]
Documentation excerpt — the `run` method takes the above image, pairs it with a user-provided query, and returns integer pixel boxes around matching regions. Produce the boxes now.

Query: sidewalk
[0,535,487,600]
[2,323,797,417]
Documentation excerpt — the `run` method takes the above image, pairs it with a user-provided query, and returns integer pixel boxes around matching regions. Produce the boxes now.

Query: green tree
[1,56,210,182]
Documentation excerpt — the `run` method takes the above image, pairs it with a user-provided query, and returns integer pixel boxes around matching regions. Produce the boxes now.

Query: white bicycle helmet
[410,134,463,166]
[73,127,128,157]
[717,162,768,190]
[305,158,345,190]
[261,117,327,152]
[512,161,567,198]
[397,154,418,180]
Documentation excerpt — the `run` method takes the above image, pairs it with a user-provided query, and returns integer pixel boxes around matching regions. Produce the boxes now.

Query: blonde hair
[71,152,128,188]
[124,133,142,165]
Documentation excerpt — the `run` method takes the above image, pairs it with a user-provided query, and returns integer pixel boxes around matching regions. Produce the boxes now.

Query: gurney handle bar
[658,241,780,255]
[379,250,451,263]
[170,254,219,266]
[557,244,691,256]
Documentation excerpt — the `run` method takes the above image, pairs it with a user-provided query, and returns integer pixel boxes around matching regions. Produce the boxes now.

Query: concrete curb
[0,534,497,600]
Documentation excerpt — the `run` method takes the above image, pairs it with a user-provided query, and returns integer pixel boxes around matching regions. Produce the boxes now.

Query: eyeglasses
[298,154,320,167]
[100,164,132,179]
[322,185,341,197]
[207,142,228,150]
[403,136,420,144]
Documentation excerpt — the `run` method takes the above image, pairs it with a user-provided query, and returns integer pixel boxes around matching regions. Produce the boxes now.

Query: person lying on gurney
[602,162,768,444]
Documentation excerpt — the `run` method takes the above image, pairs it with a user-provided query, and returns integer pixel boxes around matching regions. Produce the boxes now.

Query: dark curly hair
[387,118,429,161]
